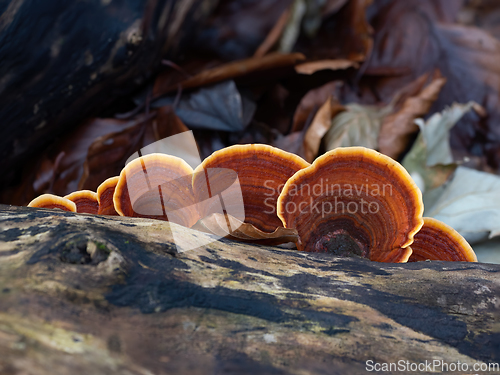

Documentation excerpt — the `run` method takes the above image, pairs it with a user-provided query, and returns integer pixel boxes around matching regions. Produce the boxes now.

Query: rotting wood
[0,204,499,375]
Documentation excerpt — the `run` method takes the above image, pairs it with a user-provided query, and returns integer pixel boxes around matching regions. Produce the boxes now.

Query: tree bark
[0,0,216,188]
[0,204,499,375]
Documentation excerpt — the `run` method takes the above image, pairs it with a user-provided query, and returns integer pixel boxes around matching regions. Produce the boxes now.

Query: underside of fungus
[277,147,424,263]
[409,217,477,262]
[192,144,310,233]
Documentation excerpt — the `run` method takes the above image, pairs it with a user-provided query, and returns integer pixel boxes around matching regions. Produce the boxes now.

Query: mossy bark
[0,204,499,375]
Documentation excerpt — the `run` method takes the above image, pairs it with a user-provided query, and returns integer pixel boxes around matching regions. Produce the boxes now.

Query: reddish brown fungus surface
[409,217,477,262]
[193,144,309,233]
[64,190,99,214]
[278,147,424,263]
[114,154,199,227]
[97,176,120,216]
[28,194,77,212]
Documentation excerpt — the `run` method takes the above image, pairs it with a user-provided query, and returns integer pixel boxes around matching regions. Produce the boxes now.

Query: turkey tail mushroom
[192,144,309,233]
[409,217,477,262]
[113,153,200,228]
[64,190,99,214]
[28,194,77,212]
[277,147,424,263]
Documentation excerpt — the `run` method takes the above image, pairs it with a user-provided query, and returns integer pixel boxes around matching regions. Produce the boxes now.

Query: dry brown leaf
[292,81,343,133]
[191,213,299,246]
[295,59,358,74]
[275,95,344,162]
[378,72,447,159]
[295,0,373,62]
[31,115,153,198]
[82,106,189,191]
[364,1,500,169]
[196,0,291,60]
[153,52,306,97]
[273,131,305,159]
[28,106,191,204]
[303,96,345,162]
[254,7,292,58]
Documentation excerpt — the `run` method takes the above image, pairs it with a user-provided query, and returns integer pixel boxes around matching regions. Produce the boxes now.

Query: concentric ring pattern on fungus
[64,190,99,214]
[114,153,199,228]
[193,144,310,233]
[409,217,477,262]
[28,194,77,212]
[277,147,424,263]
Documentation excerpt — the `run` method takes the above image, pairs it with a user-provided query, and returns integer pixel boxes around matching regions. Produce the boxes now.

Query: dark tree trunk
[0,204,499,375]
[0,0,216,188]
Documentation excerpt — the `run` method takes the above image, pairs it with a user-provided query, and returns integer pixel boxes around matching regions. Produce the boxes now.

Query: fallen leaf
[274,95,344,162]
[425,166,500,244]
[402,102,483,193]
[254,6,292,58]
[152,81,256,132]
[82,107,190,191]
[378,72,447,159]
[193,0,291,60]
[295,59,358,74]
[303,96,344,162]
[295,0,373,61]
[292,81,343,133]
[459,0,500,41]
[365,0,500,170]
[32,115,154,198]
[421,102,482,167]
[273,131,305,159]
[153,52,306,96]
[323,103,390,151]
[192,213,299,246]
[278,0,307,53]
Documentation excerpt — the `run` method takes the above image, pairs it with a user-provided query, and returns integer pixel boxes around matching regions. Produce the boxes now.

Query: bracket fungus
[277,147,424,263]
[26,144,478,264]
[113,153,200,228]
[97,176,120,216]
[64,190,99,214]
[192,144,309,233]
[409,217,477,262]
[28,194,77,212]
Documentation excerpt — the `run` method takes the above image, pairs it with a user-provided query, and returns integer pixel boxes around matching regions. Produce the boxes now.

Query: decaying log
[0,204,499,375]
[0,0,216,187]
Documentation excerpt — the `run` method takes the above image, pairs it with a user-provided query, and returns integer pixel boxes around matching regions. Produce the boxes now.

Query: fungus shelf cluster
[28,145,477,263]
